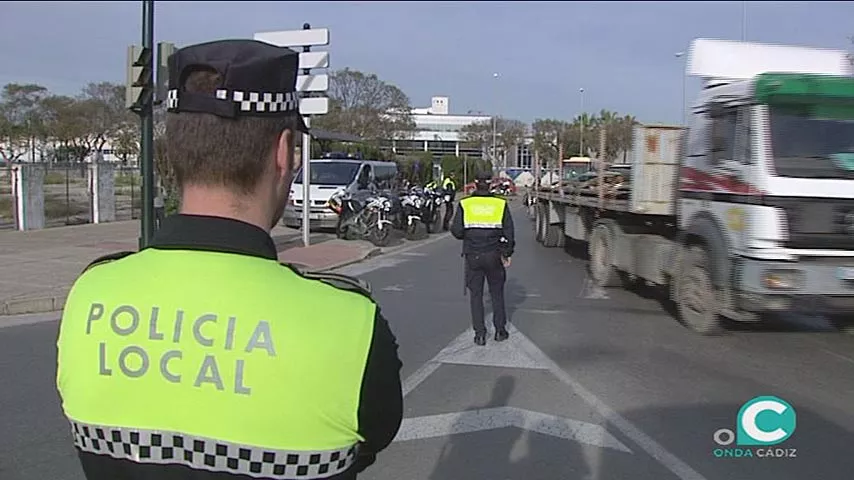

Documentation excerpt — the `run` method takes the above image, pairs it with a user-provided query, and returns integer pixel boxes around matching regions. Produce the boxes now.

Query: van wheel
[535,204,547,243]
[676,245,723,335]
[829,315,854,334]
[588,224,618,287]
[542,224,565,248]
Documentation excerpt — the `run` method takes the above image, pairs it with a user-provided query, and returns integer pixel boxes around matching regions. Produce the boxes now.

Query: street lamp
[491,72,499,170]
[579,88,585,157]
[675,52,686,125]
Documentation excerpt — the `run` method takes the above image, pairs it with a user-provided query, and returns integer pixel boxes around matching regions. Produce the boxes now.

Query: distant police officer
[450,170,515,346]
[56,39,403,480]
[441,171,457,231]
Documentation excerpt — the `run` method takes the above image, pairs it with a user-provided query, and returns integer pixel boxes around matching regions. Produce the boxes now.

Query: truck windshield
[293,161,361,185]
[769,106,854,179]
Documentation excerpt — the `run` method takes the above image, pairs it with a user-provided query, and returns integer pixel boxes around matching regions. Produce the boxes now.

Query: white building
[388,96,533,170]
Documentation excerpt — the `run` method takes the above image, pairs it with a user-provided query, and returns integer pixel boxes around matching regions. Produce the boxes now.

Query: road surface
[2,202,853,479]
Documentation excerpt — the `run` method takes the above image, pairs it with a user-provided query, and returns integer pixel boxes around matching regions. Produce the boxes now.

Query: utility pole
[579,88,585,157]
[598,126,606,209]
[125,0,155,249]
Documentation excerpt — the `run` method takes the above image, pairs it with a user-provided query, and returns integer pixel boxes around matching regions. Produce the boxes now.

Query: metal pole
[139,0,155,249]
[579,88,585,157]
[302,118,311,247]
[676,52,686,125]
[491,115,497,168]
[301,24,313,247]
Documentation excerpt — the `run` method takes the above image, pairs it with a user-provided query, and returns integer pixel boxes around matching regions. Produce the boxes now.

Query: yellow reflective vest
[459,195,506,229]
[442,177,456,191]
[57,248,375,478]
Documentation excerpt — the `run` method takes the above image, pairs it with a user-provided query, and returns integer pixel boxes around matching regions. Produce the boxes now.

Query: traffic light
[126,44,153,111]
[155,42,176,105]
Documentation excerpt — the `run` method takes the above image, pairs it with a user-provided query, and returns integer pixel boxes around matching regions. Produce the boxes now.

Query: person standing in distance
[450,169,515,346]
[441,171,457,231]
[56,39,403,480]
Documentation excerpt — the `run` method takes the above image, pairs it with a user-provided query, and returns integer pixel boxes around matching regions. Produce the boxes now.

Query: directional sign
[296,74,328,92]
[299,97,329,115]
[254,28,329,48]
[298,51,329,70]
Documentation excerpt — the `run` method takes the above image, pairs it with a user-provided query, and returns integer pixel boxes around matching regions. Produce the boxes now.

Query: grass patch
[0,196,11,219]
[44,196,88,220]
[115,173,140,188]
[44,171,67,185]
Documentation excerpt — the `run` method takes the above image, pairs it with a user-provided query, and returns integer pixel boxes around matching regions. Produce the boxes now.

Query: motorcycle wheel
[367,212,392,247]
[430,210,442,233]
[405,220,427,241]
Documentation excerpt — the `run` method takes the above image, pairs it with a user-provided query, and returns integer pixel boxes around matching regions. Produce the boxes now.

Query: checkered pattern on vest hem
[70,421,358,479]
[166,88,300,114]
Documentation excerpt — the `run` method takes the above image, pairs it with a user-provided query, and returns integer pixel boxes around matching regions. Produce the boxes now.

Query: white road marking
[394,407,631,453]
[432,325,548,370]
[381,284,408,292]
[399,317,709,480]
[578,277,610,299]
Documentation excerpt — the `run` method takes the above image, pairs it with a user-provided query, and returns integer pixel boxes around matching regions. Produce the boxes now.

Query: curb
[0,247,383,318]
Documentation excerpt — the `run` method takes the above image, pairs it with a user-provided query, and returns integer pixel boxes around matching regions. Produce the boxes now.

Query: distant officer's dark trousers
[465,251,507,335]
[442,200,455,230]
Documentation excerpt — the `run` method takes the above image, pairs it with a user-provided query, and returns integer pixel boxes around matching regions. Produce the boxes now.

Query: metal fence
[0,163,142,231]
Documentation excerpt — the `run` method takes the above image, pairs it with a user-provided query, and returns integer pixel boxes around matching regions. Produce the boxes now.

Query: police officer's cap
[166,39,308,133]
[474,170,492,183]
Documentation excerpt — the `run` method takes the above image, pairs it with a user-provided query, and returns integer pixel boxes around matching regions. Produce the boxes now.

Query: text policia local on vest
[85,302,277,395]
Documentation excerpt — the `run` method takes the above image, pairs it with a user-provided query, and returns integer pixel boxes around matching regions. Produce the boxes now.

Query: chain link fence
[0,163,142,231]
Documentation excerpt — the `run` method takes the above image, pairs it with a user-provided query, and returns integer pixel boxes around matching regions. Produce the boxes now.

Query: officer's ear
[275,128,299,179]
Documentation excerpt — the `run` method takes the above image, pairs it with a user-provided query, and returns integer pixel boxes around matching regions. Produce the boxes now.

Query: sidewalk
[0,220,379,316]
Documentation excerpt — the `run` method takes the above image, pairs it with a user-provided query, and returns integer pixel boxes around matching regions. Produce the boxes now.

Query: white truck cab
[678,38,854,326]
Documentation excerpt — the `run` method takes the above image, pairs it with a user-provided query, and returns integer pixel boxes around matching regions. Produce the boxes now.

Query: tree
[79,82,134,154]
[531,118,571,167]
[0,83,49,162]
[40,95,91,162]
[460,116,529,166]
[313,68,415,141]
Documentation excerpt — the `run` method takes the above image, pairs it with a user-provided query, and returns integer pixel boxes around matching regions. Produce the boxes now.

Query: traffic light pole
[139,0,155,249]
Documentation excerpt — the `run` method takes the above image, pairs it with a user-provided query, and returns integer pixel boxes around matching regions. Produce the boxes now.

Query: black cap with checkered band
[166,39,309,132]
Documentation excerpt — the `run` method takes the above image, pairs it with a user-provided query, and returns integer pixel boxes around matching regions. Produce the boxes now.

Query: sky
[1,1,852,125]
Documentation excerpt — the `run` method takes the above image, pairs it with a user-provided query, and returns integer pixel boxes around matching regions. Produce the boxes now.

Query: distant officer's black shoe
[474,333,487,346]
[494,329,509,342]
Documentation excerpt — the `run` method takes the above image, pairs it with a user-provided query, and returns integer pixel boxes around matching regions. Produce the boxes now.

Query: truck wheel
[829,315,854,334]
[588,224,619,287]
[543,224,565,248]
[676,245,722,335]
[535,204,547,243]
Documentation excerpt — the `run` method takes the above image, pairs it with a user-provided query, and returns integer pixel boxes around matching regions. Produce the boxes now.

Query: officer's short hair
[165,40,308,195]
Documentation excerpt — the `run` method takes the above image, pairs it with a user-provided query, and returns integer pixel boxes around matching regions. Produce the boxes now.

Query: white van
[282,159,398,229]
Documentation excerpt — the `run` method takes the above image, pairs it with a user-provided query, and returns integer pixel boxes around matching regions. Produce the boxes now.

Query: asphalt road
[2,202,854,480]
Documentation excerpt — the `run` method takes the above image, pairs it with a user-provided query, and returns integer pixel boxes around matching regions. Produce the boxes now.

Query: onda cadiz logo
[712,396,797,459]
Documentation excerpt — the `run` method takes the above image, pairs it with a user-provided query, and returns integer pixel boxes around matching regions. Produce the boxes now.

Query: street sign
[254,25,331,249]
[299,97,329,115]
[296,74,328,92]
[298,51,329,70]
[254,28,329,48]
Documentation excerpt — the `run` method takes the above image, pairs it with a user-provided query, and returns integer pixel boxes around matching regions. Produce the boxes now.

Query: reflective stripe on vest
[442,177,455,189]
[69,420,356,479]
[57,248,376,478]
[460,196,505,229]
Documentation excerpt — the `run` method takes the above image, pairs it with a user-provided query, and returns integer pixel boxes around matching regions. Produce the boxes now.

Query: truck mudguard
[676,212,731,289]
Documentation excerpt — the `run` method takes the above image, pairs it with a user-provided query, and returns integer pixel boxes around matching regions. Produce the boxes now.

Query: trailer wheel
[535,203,547,243]
[543,224,565,248]
[829,315,854,335]
[676,245,723,335]
[588,224,619,287]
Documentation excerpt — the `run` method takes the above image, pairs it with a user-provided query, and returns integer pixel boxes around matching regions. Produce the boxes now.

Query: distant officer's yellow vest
[460,196,505,229]
[442,177,456,190]
[57,249,376,478]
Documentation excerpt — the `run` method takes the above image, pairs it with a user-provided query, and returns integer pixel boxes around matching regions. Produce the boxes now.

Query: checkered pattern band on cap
[166,89,300,114]
[70,420,357,479]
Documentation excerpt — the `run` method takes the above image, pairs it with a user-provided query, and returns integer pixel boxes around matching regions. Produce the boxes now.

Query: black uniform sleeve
[450,203,465,239]
[502,203,515,257]
[353,308,403,473]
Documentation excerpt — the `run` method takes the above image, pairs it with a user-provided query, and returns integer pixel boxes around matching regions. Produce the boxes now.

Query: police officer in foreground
[450,169,515,346]
[56,39,403,480]
[441,171,457,231]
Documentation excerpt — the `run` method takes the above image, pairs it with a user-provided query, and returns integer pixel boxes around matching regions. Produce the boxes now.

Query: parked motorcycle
[399,188,429,240]
[423,186,446,233]
[327,189,394,247]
